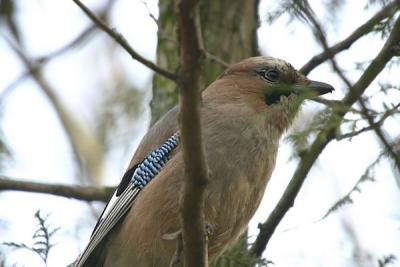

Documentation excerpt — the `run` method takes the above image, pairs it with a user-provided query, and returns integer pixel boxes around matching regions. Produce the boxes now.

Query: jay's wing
[75,133,180,267]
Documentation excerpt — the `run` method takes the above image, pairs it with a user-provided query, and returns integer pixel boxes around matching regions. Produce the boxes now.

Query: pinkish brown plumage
[76,56,333,267]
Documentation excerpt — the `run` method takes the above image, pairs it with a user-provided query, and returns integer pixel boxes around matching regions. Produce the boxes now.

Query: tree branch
[204,50,229,68]
[336,102,399,140]
[250,14,400,258]
[0,175,113,202]
[336,103,400,141]
[300,1,400,75]
[358,98,400,174]
[304,1,400,173]
[72,0,178,82]
[176,0,208,266]
[3,36,105,184]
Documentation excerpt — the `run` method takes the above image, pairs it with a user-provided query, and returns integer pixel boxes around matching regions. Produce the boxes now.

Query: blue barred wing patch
[132,133,180,188]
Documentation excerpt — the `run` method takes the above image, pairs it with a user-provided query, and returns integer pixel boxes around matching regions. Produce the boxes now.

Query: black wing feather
[116,165,137,196]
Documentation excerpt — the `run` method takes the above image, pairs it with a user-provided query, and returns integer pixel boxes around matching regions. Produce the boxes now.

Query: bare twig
[312,97,354,113]
[140,0,159,25]
[3,36,102,184]
[300,1,400,75]
[250,14,400,257]
[328,45,400,174]
[38,25,96,62]
[0,175,113,202]
[1,0,117,100]
[336,102,400,140]
[0,25,96,100]
[72,0,178,82]
[175,0,208,266]
[302,2,400,176]
[299,0,400,175]
[204,51,229,68]
[358,98,400,173]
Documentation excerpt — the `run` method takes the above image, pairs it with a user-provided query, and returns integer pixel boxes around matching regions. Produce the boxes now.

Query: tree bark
[152,1,260,266]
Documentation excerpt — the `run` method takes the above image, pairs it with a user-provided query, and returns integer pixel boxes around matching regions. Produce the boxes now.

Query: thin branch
[139,0,177,45]
[302,2,400,175]
[358,98,400,173]
[300,1,400,75]
[336,102,400,140]
[72,0,178,82]
[311,97,356,114]
[250,14,400,258]
[0,175,113,202]
[140,0,159,25]
[204,50,229,68]
[337,120,384,140]
[3,36,102,184]
[0,25,96,100]
[38,25,96,62]
[176,0,208,266]
[1,0,116,100]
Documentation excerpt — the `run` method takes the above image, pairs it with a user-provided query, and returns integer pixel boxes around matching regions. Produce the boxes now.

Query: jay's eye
[263,70,280,82]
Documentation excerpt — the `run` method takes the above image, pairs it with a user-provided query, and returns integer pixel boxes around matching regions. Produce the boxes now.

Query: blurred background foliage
[0,0,399,266]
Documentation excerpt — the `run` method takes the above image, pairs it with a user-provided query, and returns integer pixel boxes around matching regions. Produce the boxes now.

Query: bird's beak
[307,80,335,95]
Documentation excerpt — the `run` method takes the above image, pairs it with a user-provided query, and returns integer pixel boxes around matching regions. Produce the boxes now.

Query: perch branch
[176,0,208,266]
[0,175,113,202]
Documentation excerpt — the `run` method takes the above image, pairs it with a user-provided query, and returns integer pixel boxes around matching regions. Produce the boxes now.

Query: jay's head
[211,56,334,132]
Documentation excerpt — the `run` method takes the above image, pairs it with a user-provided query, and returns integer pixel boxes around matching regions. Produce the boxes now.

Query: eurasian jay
[75,56,334,266]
